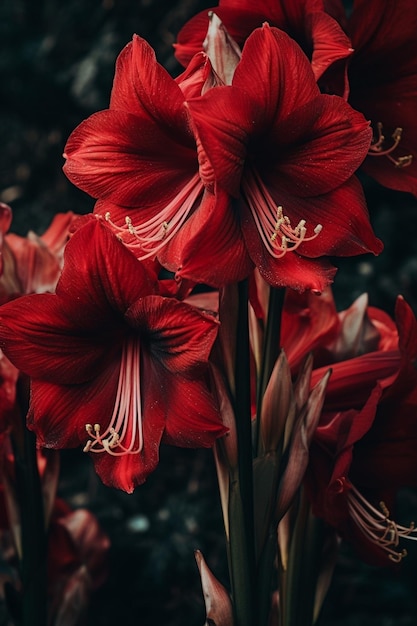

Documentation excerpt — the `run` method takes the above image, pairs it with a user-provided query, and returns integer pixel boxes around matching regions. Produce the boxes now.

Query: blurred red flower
[282,288,417,564]
[174,0,353,88]
[331,0,417,195]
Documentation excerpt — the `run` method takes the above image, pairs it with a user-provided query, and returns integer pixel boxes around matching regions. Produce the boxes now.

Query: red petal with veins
[266,98,371,197]
[232,26,319,115]
[110,35,192,132]
[126,294,219,376]
[306,11,353,82]
[0,295,121,384]
[249,241,337,292]
[242,177,382,259]
[396,296,417,359]
[28,365,123,448]
[63,109,196,209]
[55,220,156,315]
[154,365,227,448]
[29,363,165,494]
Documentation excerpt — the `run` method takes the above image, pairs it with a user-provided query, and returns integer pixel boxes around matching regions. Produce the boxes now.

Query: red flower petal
[311,351,401,411]
[347,0,417,194]
[245,235,337,292]
[110,35,192,134]
[242,177,382,260]
[0,295,120,384]
[175,1,352,85]
[63,109,197,209]
[307,10,353,82]
[56,220,156,317]
[159,190,254,287]
[153,364,227,448]
[28,363,122,448]
[126,294,219,375]
[266,97,371,197]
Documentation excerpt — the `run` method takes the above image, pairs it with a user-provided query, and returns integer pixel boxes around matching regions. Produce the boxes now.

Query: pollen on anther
[267,203,322,256]
[369,122,412,168]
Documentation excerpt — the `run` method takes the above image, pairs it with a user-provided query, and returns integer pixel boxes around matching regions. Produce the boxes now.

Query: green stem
[281,490,325,626]
[13,377,47,626]
[256,528,278,626]
[229,279,256,626]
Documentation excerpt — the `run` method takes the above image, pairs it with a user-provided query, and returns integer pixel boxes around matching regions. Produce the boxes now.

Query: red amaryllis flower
[47,501,110,625]
[0,482,109,625]
[175,0,353,90]
[0,220,226,492]
[297,294,417,564]
[181,21,381,290]
[330,0,417,195]
[63,32,253,288]
[63,21,381,292]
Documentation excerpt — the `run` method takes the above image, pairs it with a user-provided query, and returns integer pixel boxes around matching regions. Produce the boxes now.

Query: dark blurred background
[2,1,417,625]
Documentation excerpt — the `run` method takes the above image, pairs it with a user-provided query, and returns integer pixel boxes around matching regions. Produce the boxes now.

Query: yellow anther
[395,155,413,168]
[380,501,390,517]
[369,122,412,168]
[269,204,321,254]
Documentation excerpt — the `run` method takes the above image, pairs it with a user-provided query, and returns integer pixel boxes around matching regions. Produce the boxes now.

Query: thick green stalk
[13,378,47,626]
[256,527,278,626]
[228,279,256,626]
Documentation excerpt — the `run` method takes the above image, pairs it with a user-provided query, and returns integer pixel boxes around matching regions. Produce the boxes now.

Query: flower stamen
[242,168,322,258]
[83,338,143,457]
[368,122,412,168]
[99,173,203,259]
[347,484,417,562]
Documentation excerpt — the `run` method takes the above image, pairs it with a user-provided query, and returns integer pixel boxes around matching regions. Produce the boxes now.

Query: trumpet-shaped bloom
[63,23,381,292]
[332,0,417,195]
[0,220,226,492]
